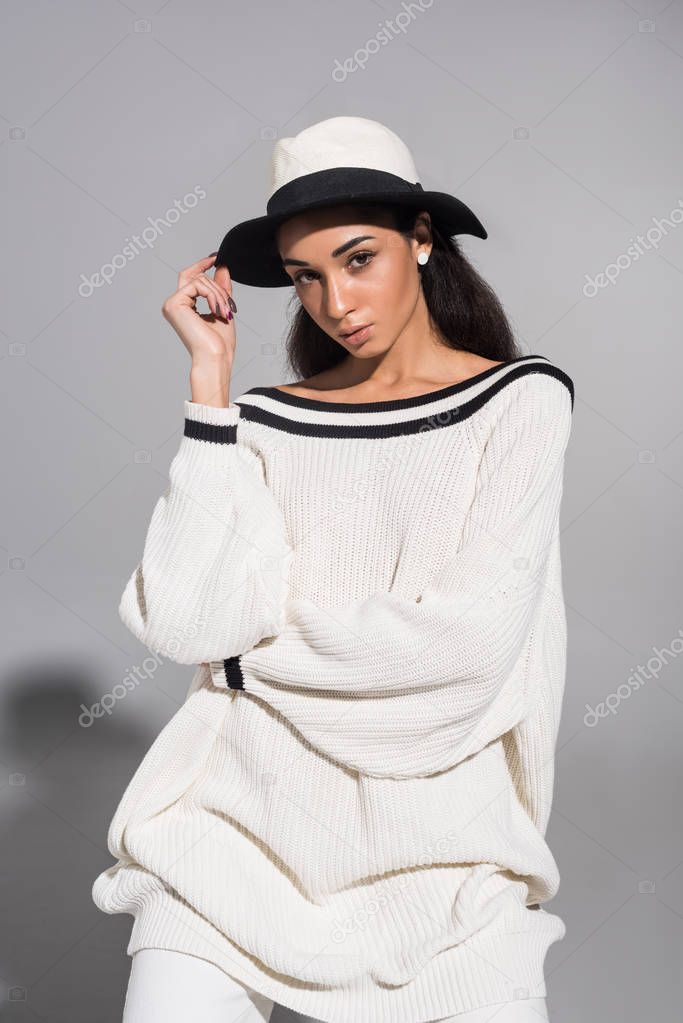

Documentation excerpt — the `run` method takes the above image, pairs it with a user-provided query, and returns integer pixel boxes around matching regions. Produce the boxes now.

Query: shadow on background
[0,664,320,1022]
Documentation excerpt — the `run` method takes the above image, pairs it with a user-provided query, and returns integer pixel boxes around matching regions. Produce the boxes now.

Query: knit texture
[92,354,574,1023]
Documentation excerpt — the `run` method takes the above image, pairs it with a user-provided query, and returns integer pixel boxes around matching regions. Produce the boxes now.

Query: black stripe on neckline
[234,362,574,440]
[244,354,548,414]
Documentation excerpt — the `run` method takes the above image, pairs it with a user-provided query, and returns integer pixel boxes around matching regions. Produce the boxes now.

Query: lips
[340,324,371,339]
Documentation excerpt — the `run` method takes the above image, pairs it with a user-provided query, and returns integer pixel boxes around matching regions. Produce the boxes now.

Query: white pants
[122,948,550,1022]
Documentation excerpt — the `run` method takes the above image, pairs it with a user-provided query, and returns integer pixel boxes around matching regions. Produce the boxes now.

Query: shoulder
[497,357,574,418]
[480,358,574,457]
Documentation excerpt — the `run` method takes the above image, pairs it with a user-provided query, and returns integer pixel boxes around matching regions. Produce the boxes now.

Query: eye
[294,249,376,285]
[294,268,316,285]
[348,249,375,270]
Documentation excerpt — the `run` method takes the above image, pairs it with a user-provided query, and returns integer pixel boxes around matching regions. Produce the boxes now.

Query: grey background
[2,0,682,1020]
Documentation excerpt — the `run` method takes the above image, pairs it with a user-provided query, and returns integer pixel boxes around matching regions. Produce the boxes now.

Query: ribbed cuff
[209,655,244,690]
[184,399,241,425]
[184,400,241,445]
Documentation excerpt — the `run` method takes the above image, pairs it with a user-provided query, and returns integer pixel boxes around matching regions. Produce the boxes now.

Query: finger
[204,270,231,312]
[177,253,219,289]
[213,265,237,314]
[193,273,232,318]
[182,276,229,319]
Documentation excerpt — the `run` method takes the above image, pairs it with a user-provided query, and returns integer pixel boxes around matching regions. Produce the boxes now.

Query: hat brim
[215,191,487,288]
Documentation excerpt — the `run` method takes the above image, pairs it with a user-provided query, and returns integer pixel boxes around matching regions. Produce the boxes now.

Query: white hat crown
[268,116,420,200]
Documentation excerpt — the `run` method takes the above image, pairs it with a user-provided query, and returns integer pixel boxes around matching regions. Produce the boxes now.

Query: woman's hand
[161,253,238,365]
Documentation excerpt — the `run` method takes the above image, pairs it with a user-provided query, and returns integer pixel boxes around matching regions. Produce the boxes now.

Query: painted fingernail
[228,295,237,314]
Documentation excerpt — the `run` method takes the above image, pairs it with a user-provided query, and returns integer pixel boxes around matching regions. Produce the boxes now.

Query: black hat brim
[215,190,487,288]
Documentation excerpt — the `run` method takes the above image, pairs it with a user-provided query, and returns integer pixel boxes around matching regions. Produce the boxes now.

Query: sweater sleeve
[216,372,573,777]
[118,399,294,664]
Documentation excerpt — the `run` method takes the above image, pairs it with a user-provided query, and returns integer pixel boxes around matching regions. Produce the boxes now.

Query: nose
[322,272,354,321]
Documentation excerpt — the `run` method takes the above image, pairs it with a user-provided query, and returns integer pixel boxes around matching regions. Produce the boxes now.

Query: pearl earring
[417,251,429,265]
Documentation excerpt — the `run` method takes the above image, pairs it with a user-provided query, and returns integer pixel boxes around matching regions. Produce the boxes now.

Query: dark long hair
[281,201,522,381]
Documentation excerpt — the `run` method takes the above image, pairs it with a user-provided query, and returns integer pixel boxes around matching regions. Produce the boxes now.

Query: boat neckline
[246,355,548,413]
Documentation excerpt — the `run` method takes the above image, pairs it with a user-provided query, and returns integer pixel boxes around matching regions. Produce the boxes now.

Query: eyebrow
[282,234,377,268]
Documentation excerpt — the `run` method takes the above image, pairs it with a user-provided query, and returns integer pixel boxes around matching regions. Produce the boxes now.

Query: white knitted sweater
[92,353,574,1023]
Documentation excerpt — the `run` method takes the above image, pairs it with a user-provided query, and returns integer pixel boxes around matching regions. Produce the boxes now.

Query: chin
[355,337,395,358]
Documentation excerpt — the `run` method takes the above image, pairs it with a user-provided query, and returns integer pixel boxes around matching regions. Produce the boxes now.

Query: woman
[92,116,574,1023]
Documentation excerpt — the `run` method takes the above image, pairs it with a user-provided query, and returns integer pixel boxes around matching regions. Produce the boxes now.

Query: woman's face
[276,204,427,356]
